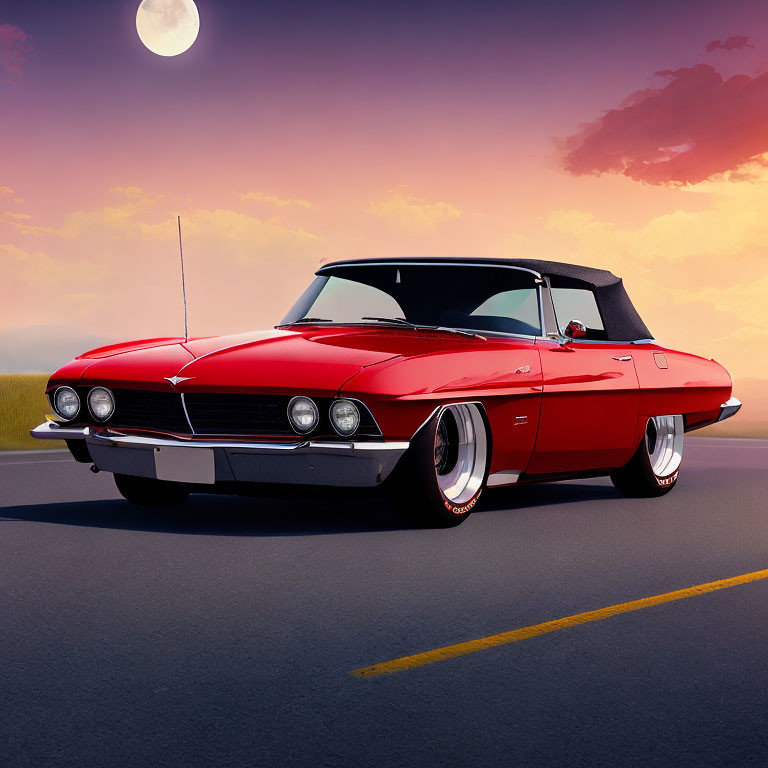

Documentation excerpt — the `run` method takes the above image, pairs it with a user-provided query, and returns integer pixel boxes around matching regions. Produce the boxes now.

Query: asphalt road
[1,438,767,768]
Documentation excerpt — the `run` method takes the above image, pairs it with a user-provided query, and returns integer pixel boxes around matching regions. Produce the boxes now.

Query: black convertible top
[318,257,652,341]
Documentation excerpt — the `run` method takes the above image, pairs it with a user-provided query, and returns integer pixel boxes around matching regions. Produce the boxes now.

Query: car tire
[387,403,490,528]
[610,415,684,498]
[114,473,190,507]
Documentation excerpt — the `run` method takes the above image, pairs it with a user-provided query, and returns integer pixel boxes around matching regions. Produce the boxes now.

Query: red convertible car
[32,258,740,527]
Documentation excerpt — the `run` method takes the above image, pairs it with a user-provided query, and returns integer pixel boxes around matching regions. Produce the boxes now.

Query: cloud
[368,188,462,229]
[0,186,330,347]
[139,208,326,258]
[0,241,107,286]
[548,157,768,271]
[546,160,768,377]
[0,24,30,84]
[561,63,768,185]
[704,36,754,54]
[240,192,314,209]
[670,277,768,327]
[0,185,23,202]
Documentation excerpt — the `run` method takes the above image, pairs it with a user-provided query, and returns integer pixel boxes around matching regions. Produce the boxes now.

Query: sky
[1,0,767,384]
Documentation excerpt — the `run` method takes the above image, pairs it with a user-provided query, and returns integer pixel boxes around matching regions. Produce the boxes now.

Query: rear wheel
[114,473,190,507]
[389,403,489,528]
[610,415,683,497]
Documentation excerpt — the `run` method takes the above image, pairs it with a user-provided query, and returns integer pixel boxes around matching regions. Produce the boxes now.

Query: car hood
[73,327,486,395]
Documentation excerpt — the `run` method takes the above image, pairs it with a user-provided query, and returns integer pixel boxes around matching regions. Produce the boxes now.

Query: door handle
[612,355,632,361]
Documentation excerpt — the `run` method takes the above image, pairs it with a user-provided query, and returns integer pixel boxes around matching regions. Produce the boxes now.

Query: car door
[526,286,640,475]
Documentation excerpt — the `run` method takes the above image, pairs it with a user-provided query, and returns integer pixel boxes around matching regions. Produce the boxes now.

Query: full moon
[136,0,199,57]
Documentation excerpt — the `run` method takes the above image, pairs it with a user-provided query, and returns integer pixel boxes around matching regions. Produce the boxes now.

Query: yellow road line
[350,567,768,678]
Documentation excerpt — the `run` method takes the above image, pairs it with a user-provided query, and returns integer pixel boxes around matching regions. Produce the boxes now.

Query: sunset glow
[1,0,767,390]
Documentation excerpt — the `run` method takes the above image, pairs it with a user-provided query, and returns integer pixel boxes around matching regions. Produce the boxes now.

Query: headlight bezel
[287,395,320,434]
[87,386,116,422]
[52,386,81,421]
[329,399,361,437]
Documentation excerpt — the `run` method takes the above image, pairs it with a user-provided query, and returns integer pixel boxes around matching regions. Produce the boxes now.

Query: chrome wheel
[433,404,488,505]
[645,415,684,478]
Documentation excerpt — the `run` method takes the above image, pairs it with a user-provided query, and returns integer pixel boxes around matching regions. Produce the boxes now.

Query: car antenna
[177,214,189,342]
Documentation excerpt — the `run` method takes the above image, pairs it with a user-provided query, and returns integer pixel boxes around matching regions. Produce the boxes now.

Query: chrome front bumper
[717,396,742,423]
[30,421,409,488]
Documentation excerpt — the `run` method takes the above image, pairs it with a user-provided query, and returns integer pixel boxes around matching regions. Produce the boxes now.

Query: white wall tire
[388,403,490,527]
[611,415,684,497]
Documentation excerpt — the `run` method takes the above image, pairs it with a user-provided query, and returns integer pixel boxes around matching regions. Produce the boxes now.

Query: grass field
[0,374,64,450]
[0,374,765,451]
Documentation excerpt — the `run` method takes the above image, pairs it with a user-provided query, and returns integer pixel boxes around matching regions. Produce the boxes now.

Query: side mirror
[558,319,586,345]
[565,319,587,339]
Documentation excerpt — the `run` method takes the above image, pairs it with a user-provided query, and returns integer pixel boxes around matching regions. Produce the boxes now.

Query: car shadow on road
[482,480,622,513]
[0,491,406,536]
[0,480,621,536]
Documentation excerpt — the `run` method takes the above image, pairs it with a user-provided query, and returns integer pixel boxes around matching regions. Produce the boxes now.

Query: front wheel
[610,415,684,497]
[387,403,490,528]
[114,473,190,507]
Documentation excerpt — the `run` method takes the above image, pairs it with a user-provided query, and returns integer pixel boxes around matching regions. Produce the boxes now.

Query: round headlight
[287,396,319,434]
[53,386,80,421]
[88,387,115,422]
[330,399,360,436]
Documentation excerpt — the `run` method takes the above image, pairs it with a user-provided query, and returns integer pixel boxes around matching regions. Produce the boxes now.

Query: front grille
[184,393,381,437]
[74,389,381,438]
[185,393,288,435]
[76,388,191,434]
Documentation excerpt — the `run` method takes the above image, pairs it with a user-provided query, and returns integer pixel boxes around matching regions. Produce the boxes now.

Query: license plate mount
[154,446,215,484]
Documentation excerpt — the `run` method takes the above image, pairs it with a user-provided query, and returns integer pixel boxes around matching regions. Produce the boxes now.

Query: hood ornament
[164,376,194,387]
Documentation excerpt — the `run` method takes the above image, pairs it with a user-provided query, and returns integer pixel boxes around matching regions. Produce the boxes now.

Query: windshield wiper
[284,317,333,324]
[362,316,418,329]
[361,317,485,341]
[432,326,486,340]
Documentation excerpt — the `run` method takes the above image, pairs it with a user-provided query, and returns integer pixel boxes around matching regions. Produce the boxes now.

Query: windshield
[280,263,542,337]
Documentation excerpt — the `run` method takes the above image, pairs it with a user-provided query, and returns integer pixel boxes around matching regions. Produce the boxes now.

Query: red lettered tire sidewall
[392,405,491,527]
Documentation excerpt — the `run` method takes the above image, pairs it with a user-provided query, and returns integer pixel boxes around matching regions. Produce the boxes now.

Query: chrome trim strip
[536,283,546,339]
[180,393,196,434]
[276,321,540,343]
[717,396,742,423]
[86,429,408,453]
[487,470,520,487]
[537,338,656,346]
[305,441,410,452]
[338,397,384,436]
[89,431,308,450]
[310,261,545,340]
[317,260,543,279]
[30,421,88,440]
[539,276,559,338]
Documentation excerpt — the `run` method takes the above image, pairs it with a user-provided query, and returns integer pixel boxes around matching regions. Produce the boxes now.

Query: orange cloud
[546,160,768,378]
[0,186,329,344]
[0,185,23,203]
[240,192,314,209]
[368,188,462,229]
